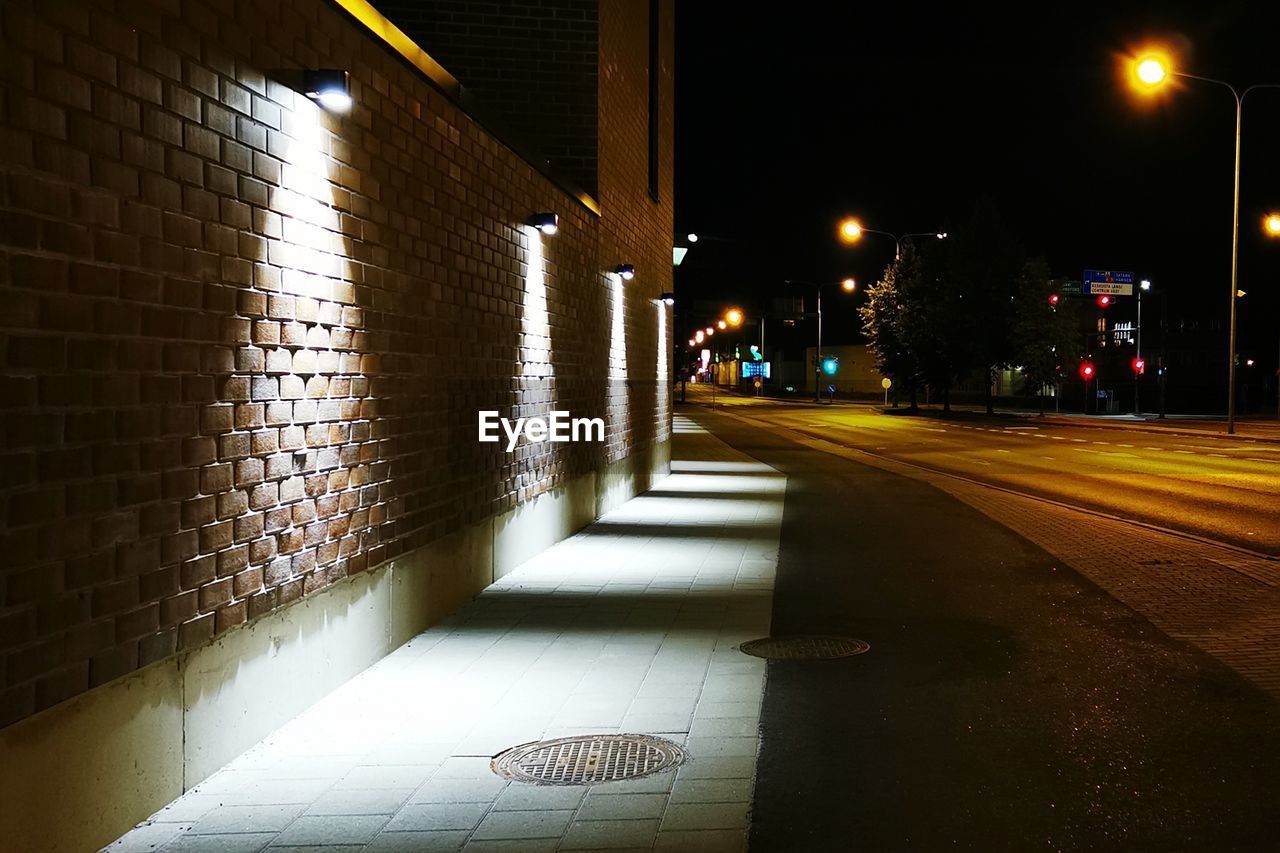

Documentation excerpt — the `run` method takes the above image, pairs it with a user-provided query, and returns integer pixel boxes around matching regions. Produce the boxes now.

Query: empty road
[694,390,1280,555]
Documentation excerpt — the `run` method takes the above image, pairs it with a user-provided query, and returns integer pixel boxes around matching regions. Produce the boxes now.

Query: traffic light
[1079,361,1096,380]
[1048,293,1060,307]
[1131,357,1145,374]
[1096,295,1112,308]
[822,357,839,376]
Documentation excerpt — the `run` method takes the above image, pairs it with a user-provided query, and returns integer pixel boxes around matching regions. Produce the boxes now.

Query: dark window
[648,0,660,201]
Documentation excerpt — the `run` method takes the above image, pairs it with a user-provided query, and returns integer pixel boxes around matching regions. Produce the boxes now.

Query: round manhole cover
[738,636,870,660]
[492,734,686,786]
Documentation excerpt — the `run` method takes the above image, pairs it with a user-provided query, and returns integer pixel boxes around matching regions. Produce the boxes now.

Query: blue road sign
[1083,270,1134,296]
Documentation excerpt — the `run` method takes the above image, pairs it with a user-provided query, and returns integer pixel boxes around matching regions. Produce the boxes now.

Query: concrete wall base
[0,440,669,853]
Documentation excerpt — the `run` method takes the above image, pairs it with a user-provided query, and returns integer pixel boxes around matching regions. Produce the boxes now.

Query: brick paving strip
[106,416,782,853]
[725,410,1280,700]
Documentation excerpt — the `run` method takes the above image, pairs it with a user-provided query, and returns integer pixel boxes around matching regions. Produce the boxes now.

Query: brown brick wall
[0,0,673,727]
[377,0,599,195]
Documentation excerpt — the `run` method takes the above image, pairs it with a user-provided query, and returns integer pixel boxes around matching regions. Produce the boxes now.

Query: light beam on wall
[606,271,630,463]
[519,225,554,427]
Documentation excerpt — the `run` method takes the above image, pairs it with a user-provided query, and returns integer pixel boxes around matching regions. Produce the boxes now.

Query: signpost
[881,376,892,407]
[1083,270,1134,296]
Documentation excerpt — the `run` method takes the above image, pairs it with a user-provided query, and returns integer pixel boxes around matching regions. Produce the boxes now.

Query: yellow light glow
[841,278,857,292]
[1125,47,1175,98]
[1265,213,1280,236]
[1136,57,1166,86]
[695,330,705,343]
[838,218,863,244]
[725,308,743,326]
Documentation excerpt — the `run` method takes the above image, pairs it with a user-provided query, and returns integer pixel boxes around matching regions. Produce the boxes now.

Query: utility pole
[814,285,822,404]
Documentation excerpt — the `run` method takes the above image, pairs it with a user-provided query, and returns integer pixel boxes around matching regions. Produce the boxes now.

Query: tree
[942,199,1023,414]
[1011,259,1081,414]
[859,256,921,409]
[897,239,961,411]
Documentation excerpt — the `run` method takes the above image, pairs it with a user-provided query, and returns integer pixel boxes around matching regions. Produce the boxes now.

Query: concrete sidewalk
[107,417,783,853]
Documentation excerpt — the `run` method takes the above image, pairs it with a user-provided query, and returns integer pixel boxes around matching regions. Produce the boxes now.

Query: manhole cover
[738,636,870,660]
[492,734,686,785]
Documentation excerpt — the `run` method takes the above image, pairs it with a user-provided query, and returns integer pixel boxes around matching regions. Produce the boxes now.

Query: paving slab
[108,417,776,853]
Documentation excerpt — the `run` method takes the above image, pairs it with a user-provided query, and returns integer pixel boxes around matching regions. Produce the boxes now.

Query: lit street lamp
[1129,51,1280,433]
[786,278,857,403]
[1135,278,1152,415]
[837,217,946,260]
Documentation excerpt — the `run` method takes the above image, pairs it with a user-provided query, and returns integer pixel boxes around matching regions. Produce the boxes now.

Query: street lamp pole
[785,279,855,403]
[815,285,823,403]
[1160,73,1280,433]
[1229,87,1242,434]
[1135,279,1151,415]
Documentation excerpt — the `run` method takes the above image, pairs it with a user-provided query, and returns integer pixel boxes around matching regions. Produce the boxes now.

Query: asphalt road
[688,406,1280,852]
[693,390,1280,555]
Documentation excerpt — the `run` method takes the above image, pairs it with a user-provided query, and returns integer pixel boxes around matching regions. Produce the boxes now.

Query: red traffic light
[1096,295,1112,308]
[1131,357,1145,374]
[1048,294,1060,307]
[1079,361,1096,380]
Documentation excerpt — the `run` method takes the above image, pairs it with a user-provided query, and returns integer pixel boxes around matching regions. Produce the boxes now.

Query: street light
[717,320,727,330]
[837,217,946,260]
[725,307,744,326]
[1134,278,1152,415]
[1127,50,1280,433]
[1266,213,1280,236]
[786,278,858,403]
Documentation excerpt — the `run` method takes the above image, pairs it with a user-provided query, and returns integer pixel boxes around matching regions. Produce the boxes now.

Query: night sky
[675,2,1280,363]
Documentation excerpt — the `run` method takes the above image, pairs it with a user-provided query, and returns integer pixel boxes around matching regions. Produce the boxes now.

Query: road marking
[1092,441,1111,445]
[1209,453,1229,458]
[995,449,1011,453]
[1247,457,1280,465]
[1174,450,1193,454]
[922,427,946,432]
[1073,448,1100,453]
[1118,443,1134,448]
[1041,456,1056,461]
[1071,438,1087,443]
[1003,425,1038,430]
[1145,446,1162,451]
[971,459,991,465]
[1050,436,1065,440]
[1033,434,1049,439]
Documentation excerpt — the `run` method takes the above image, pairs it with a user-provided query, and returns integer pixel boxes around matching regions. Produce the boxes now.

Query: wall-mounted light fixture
[528,212,559,235]
[614,264,636,281]
[302,69,352,112]
[660,292,675,306]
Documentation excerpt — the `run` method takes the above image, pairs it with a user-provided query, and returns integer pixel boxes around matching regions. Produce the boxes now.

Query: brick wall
[377,0,600,195]
[0,0,673,728]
